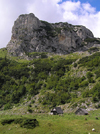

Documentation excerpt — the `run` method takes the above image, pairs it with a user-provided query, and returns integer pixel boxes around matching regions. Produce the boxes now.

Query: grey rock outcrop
[7,13,94,57]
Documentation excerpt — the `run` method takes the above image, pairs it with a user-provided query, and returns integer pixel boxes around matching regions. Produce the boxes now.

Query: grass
[0,48,8,58]
[0,47,90,64]
[0,109,100,134]
[0,48,31,64]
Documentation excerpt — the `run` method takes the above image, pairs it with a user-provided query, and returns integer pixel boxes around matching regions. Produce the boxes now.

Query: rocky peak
[11,13,43,40]
[14,13,42,30]
[73,25,94,40]
[7,13,94,57]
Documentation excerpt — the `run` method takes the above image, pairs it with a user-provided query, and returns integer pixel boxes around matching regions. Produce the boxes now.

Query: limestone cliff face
[7,13,94,56]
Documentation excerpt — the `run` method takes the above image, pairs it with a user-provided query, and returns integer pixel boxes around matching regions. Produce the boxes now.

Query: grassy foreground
[0,109,100,134]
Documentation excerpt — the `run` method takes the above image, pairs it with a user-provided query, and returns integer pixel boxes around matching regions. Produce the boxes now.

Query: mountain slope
[0,47,100,113]
[1,13,100,113]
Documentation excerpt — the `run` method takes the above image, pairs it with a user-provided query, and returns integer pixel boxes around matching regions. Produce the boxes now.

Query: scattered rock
[92,128,95,131]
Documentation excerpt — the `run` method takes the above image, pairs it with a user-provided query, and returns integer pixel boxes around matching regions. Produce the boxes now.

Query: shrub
[88,77,95,83]
[4,103,12,110]
[14,118,23,124]
[92,95,99,102]
[95,68,100,78]
[91,83,100,102]
[86,72,93,79]
[31,100,35,103]
[1,119,14,125]
[79,80,88,87]
[20,118,39,129]
[1,117,39,129]
[81,76,86,81]
[27,107,33,113]
[78,52,100,67]
[74,63,77,67]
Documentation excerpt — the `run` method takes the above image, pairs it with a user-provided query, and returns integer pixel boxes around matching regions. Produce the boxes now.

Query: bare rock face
[7,13,94,57]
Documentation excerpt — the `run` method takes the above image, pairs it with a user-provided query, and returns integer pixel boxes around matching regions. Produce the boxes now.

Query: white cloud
[59,1,100,38]
[0,0,100,48]
[0,0,28,48]
[27,0,63,23]
[61,1,81,12]
[82,3,96,13]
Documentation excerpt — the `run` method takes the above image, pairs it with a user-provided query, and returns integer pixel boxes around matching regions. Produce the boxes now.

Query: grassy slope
[0,48,8,58]
[0,109,100,134]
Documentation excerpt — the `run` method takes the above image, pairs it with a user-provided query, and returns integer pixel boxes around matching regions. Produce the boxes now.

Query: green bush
[1,119,14,125]
[91,83,100,101]
[4,103,12,110]
[81,76,86,81]
[27,107,33,113]
[74,63,77,67]
[92,94,99,102]
[79,80,88,87]
[1,117,39,129]
[86,72,93,79]
[20,118,39,129]
[95,68,100,78]
[14,118,23,124]
[88,77,95,83]
[78,52,100,67]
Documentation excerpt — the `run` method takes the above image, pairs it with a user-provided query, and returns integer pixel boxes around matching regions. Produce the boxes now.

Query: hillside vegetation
[0,47,100,113]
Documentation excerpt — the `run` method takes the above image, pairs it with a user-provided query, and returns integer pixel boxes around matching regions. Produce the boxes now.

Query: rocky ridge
[7,13,97,57]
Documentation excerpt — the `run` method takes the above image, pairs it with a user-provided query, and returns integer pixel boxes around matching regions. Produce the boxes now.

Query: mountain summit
[7,13,94,57]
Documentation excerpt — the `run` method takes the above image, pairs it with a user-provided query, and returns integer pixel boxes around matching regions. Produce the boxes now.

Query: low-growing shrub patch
[20,118,39,129]
[84,38,100,43]
[1,119,14,125]
[88,47,99,53]
[1,117,39,129]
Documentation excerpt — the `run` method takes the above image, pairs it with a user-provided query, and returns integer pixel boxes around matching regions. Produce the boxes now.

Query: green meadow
[0,109,100,134]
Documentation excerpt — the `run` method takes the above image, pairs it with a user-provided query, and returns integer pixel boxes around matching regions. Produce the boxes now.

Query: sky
[0,0,100,48]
